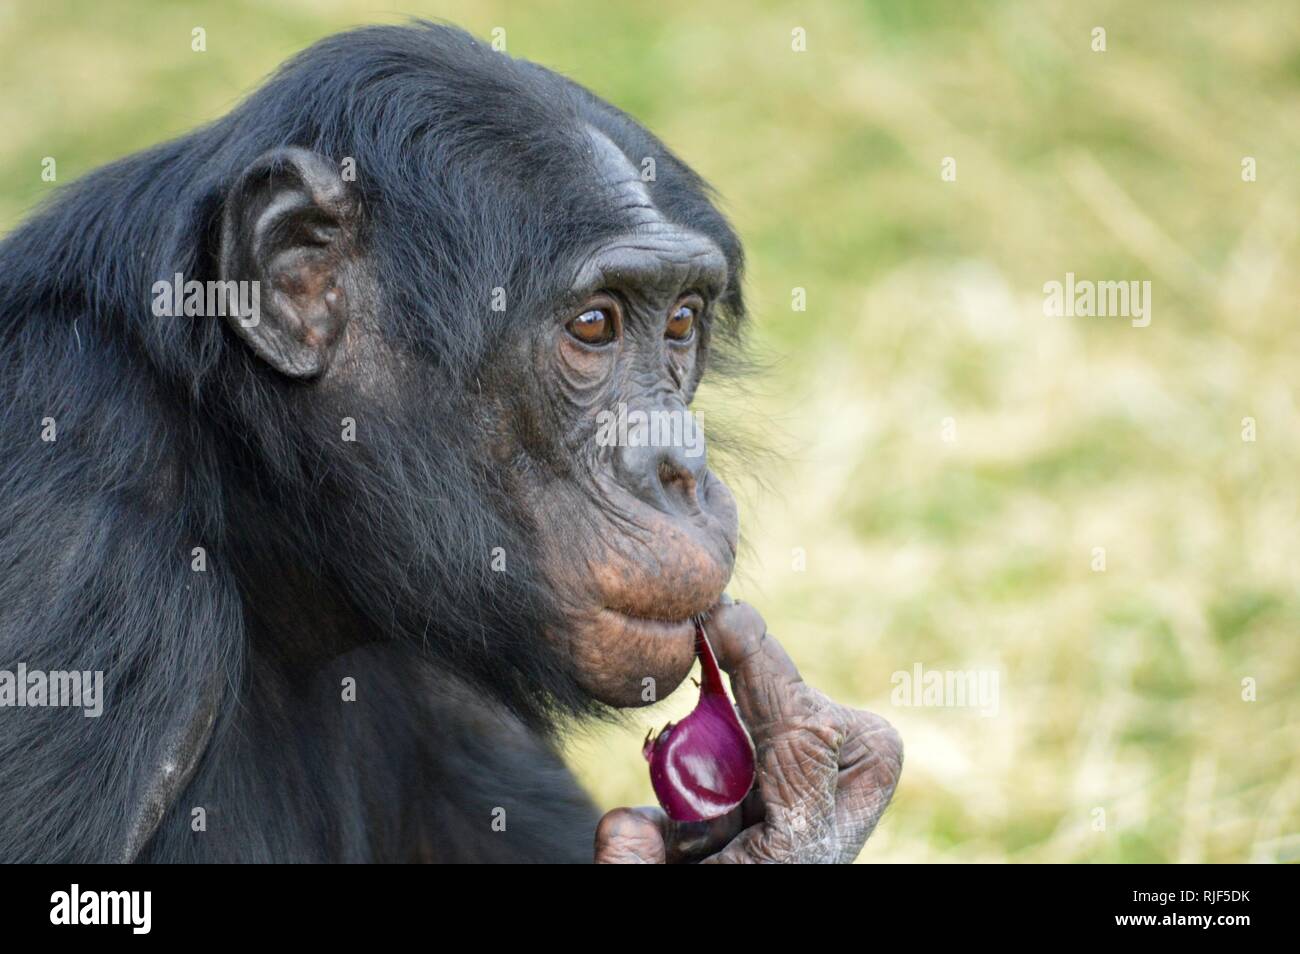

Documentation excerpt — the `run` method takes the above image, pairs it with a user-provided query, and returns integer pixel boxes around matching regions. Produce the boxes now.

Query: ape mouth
[540,475,739,707]
[560,600,723,708]
[598,576,729,641]
[598,607,697,638]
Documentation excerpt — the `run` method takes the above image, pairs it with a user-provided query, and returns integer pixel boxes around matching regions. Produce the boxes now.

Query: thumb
[594,808,667,864]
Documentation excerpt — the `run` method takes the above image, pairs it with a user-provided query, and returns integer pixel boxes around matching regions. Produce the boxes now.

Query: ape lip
[603,608,696,626]
[600,605,718,636]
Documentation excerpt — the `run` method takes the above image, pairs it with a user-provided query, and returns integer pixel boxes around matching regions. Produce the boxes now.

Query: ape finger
[595,808,667,864]
[595,805,744,864]
[829,706,904,857]
[707,611,904,861]
[706,600,833,744]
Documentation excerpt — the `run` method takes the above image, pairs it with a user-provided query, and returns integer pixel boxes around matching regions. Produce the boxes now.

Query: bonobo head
[219,26,748,712]
[30,23,748,721]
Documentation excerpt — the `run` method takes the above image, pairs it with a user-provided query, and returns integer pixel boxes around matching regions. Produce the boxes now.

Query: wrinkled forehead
[573,125,728,297]
[584,124,664,228]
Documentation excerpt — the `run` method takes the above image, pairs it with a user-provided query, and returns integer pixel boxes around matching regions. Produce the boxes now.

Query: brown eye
[666,301,698,341]
[566,307,615,346]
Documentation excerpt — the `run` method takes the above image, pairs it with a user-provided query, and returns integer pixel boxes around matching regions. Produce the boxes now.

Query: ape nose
[616,440,708,516]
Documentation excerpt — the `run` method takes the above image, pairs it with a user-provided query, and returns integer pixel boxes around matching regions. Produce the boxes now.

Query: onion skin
[642,619,757,822]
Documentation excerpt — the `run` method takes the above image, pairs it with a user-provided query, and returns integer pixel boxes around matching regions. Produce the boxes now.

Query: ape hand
[595,599,903,863]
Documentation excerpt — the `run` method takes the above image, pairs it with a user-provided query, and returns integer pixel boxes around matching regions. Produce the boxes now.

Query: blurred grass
[2,0,1297,862]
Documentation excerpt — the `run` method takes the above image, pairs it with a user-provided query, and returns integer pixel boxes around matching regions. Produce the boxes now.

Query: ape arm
[119,676,224,862]
[133,644,601,863]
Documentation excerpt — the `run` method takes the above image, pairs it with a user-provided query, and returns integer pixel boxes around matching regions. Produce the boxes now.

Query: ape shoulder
[139,646,600,863]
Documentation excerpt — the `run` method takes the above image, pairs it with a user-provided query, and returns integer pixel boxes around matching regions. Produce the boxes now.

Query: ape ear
[219,147,357,379]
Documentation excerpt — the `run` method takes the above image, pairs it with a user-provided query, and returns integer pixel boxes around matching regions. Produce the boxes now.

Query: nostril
[657,459,698,509]
[615,439,708,516]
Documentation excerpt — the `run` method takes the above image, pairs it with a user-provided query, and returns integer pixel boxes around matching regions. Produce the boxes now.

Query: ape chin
[0,22,750,862]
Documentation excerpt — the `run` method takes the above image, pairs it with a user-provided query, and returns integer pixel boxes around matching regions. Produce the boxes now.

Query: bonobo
[0,22,901,863]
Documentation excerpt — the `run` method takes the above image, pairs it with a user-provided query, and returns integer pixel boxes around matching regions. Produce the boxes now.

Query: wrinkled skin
[485,131,742,708]
[594,598,903,863]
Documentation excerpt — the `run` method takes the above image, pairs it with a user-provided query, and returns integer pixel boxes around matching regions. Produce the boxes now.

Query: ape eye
[566,306,617,346]
[666,300,698,341]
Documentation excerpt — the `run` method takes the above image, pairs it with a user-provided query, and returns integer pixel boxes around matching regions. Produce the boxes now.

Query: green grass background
[2,0,1297,862]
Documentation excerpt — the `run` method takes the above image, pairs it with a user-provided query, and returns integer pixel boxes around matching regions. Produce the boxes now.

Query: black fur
[0,22,746,862]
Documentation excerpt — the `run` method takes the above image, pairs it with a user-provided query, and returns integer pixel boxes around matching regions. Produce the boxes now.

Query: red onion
[642,618,756,821]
